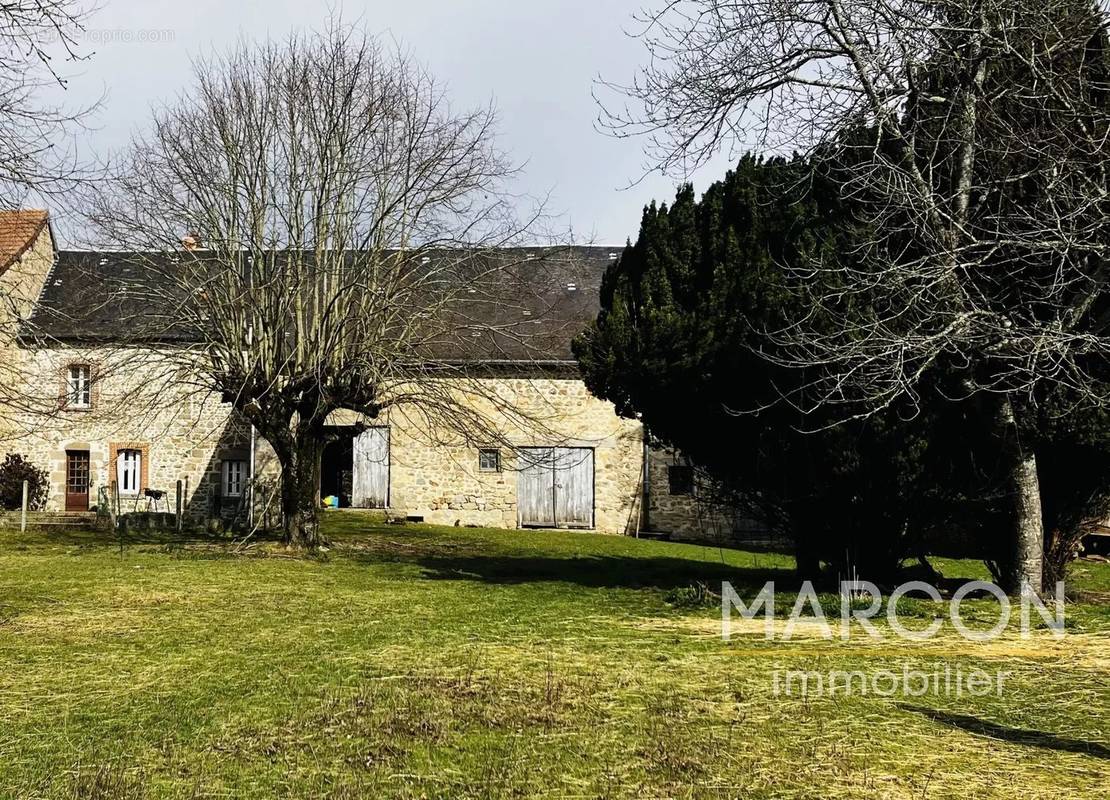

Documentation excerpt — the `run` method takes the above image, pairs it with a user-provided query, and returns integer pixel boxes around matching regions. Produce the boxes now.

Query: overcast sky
[49,0,734,247]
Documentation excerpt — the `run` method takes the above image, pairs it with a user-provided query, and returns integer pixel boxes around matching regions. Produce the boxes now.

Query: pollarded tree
[602,0,1110,592]
[89,23,560,547]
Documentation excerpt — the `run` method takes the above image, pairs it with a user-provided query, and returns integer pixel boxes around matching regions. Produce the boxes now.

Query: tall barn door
[518,447,594,529]
[554,448,594,528]
[352,427,390,508]
[518,448,556,527]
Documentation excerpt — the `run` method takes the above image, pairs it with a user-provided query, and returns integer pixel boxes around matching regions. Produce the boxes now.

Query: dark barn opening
[321,427,355,508]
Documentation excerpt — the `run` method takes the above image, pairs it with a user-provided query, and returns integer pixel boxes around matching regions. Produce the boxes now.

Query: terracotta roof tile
[0,209,49,274]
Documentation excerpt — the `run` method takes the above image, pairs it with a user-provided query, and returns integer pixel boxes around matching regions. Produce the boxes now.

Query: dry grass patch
[0,519,1105,799]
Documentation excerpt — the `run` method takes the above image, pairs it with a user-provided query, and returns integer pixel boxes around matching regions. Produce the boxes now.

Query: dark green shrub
[0,454,49,511]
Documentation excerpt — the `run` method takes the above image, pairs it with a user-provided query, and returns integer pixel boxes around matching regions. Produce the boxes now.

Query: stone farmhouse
[0,210,723,539]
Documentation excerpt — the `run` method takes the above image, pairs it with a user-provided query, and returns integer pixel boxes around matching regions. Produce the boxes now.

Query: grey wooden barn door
[518,447,556,527]
[554,448,594,528]
[518,447,594,528]
[352,427,390,508]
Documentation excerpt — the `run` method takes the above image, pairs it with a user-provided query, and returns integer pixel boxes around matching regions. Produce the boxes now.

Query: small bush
[0,454,49,511]
[664,581,718,609]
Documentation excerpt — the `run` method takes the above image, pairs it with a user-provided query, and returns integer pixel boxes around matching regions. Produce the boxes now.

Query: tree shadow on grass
[900,705,1110,759]
[410,552,797,593]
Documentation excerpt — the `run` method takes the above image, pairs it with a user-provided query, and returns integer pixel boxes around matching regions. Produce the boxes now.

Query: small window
[222,460,247,497]
[478,448,501,473]
[117,449,142,495]
[66,364,91,409]
[668,465,694,496]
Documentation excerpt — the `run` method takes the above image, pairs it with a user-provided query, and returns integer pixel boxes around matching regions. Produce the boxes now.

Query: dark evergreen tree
[598,0,1110,592]
[577,151,1110,584]
[575,155,961,580]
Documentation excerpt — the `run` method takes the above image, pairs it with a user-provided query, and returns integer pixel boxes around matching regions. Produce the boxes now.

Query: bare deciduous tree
[602,0,1110,592]
[90,24,571,547]
[0,1,100,439]
[0,0,99,204]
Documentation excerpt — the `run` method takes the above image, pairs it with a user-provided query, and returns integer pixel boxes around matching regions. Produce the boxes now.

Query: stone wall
[643,446,775,546]
[8,353,649,534]
[645,447,726,540]
[0,222,54,328]
[5,346,250,518]
[0,222,252,518]
[0,223,55,442]
[328,377,646,534]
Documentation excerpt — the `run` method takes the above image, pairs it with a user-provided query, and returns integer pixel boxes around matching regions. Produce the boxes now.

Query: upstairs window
[668,465,694,496]
[66,364,91,409]
[223,460,246,497]
[116,449,142,495]
[478,448,501,473]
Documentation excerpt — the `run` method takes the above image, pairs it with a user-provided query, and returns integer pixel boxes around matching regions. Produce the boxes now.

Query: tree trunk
[794,537,821,583]
[276,433,326,549]
[790,506,822,583]
[995,396,1044,595]
[1009,446,1044,595]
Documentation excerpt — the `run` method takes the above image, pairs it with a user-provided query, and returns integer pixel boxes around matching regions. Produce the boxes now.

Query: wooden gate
[351,427,389,508]
[518,447,594,529]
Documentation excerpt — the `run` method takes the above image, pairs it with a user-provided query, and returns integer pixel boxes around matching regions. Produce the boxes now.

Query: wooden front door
[351,427,390,508]
[518,447,595,529]
[65,450,90,511]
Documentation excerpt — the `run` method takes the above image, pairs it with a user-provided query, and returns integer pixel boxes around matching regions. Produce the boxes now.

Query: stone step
[1,511,104,530]
[29,521,100,528]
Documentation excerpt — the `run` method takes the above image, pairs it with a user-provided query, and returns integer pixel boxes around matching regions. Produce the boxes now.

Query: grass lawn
[0,513,1107,799]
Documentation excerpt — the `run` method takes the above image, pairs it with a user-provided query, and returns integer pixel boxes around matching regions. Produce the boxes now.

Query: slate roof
[27,246,621,363]
[0,210,48,274]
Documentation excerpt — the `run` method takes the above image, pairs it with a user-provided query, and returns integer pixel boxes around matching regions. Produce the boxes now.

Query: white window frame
[223,459,246,497]
[478,448,501,473]
[116,449,141,495]
[67,364,91,409]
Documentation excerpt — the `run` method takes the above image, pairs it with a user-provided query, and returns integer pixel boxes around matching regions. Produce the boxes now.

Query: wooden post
[20,480,28,533]
[109,480,118,532]
[176,479,183,533]
[110,480,122,557]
